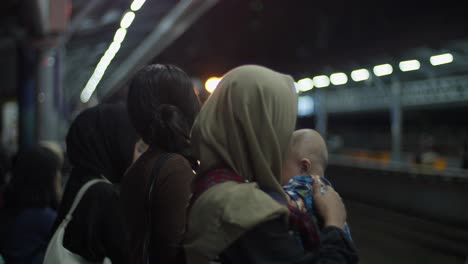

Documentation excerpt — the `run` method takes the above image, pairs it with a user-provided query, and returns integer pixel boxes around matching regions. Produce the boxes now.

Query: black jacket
[219,218,358,264]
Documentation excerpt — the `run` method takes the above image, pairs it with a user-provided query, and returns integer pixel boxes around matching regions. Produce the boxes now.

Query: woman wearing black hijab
[52,102,137,264]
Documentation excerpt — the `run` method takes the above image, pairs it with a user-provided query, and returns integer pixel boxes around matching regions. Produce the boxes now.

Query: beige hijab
[184,65,298,263]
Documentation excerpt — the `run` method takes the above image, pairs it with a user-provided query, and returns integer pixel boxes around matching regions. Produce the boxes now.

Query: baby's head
[281,129,328,185]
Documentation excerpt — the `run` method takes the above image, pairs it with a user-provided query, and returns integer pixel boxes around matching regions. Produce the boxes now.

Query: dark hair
[127,64,201,155]
[5,146,61,210]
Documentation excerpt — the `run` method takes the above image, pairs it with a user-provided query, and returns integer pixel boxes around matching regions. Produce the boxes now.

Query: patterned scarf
[284,176,353,242]
[190,169,320,252]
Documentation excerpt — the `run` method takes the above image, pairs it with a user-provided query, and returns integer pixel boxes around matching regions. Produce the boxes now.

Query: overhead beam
[59,0,104,46]
[98,0,219,100]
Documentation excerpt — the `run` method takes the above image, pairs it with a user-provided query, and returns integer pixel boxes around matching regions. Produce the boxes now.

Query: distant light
[130,0,146,11]
[313,75,330,88]
[373,64,393,76]
[430,53,453,66]
[120,11,135,29]
[205,77,221,93]
[298,96,314,117]
[330,72,348,85]
[399,59,420,72]
[351,69,370,82]
[297,78,314,92]
[113,28,127,44]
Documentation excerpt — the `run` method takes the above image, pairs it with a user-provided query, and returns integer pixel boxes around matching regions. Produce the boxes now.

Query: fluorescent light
[81,2,141,103]
[94,58,111,75]
[430,53,453,66]
[104,47,118,58]
[99,54,112,66]
[330,72,348,85]
[98,54,113,70]
[108,42,121,55]
[130,0,146,11]
[80,92,91,103]
[373,64,393,76]
[297,78,314,92]
[81,79,98,103]
[205,77,221,93]
[298,96,314,117]
[80,43,121,103]
[81,74,101,103]
[81,73,103,101]
[351,69,370,82]
[120,11,135,29]
[94,66,105,78]
[399,59,420,72]
[113,28,127,44]
[313,75,330,88]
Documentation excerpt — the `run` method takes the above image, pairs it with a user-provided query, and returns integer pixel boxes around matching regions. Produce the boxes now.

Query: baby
[282,129,352,242]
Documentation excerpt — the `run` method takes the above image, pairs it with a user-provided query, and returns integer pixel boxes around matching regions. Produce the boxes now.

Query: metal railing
[329,154,468,180]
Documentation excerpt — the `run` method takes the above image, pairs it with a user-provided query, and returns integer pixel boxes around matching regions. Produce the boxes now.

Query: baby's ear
[299,158,311,174]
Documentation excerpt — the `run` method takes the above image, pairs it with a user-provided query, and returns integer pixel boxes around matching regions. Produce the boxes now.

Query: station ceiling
[157,0,468,79]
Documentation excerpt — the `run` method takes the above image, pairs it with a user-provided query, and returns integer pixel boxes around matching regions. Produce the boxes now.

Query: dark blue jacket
[0,208,56,264]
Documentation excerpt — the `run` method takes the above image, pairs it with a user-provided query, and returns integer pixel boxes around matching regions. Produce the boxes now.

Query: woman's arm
[316,226,358,264]
[220,217,358,264]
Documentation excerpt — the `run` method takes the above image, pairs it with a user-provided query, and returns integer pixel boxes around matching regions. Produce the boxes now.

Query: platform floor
[345,201,468,264]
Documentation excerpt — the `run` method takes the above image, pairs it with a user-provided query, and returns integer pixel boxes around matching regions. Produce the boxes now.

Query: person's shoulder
[166,153,192,168]
[39,208,57,227]
[42,207,57,218]
[158,153,194,179]
[84,180,118,200]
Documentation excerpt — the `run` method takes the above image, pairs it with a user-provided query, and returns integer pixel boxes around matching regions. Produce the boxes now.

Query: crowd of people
[0,64,358,263]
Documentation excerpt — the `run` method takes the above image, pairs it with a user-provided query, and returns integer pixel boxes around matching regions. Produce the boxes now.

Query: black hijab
[66,102,137,183]
[52,103,137,258]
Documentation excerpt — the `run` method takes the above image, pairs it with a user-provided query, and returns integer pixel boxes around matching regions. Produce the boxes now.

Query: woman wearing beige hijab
[184,65,358,264]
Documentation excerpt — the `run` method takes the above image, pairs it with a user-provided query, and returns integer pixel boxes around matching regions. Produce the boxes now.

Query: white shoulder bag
[43,179,111,264]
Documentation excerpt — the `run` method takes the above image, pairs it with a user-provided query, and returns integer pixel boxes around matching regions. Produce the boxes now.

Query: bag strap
[66,178,109,219]
[143,152,173,264]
